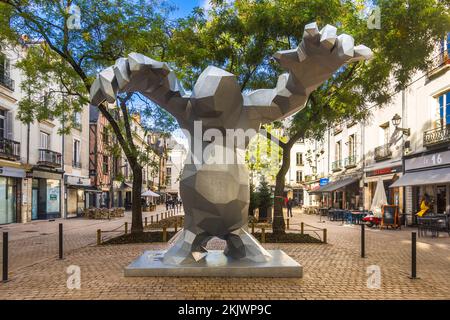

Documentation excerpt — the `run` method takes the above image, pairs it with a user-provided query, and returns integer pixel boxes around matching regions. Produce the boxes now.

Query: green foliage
[257,177,273,210]
[249,183,260,215]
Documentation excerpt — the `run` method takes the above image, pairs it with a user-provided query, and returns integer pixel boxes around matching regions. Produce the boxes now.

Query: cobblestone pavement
[1,208,450,300]
[0,205,181,271]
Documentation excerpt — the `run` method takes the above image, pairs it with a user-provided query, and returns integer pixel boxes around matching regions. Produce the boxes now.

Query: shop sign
[319,178,329,186]
[366,165,402,177]
[65,175,91,187]
[405,150,450,171]
[0,167,26,178]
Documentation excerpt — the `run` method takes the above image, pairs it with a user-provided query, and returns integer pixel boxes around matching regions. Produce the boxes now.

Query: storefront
[364,163,403,212]
[0,167,24,224]
[314,175,362,209]
[391,149,450,225]
[65,175,92,218]
[31,170,62,220]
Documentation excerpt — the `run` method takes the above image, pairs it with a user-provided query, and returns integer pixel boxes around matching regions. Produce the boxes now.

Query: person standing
[287,198,293,218]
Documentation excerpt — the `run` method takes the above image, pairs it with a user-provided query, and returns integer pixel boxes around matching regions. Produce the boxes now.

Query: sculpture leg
[163,229,213,265]
[224,228,272,263]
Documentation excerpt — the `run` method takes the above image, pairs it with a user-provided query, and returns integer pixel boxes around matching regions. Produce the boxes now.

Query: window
[437,92,450,127]
[102,128,109,144]
[379,123,390,145]
[0,110,5,138]
[73,112,81,129]
[296,171,302,183]
[296,153,303,166]
[335,141,342,162]
[348,134,356,158]
[40,131,50,149]
[73,139,81,167]
[102,155,109,174]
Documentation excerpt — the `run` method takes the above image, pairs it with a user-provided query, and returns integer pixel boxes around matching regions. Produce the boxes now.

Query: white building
[0,42,90,224]
[165,139,187,200]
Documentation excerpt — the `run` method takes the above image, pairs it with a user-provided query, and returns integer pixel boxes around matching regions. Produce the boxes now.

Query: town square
[0,0,450,307]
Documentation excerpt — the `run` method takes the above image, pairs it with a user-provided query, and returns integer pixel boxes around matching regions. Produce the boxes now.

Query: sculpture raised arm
[243,22,373,128]
[90,53,190,126]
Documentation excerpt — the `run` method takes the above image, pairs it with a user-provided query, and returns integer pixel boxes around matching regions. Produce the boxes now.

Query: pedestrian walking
[287,198,293,218]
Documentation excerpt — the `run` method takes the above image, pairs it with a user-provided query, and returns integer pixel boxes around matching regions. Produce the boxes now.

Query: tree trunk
[272,143,291,234]
[130,162,143,234]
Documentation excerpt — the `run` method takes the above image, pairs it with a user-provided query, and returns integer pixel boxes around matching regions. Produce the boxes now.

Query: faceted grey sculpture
[90,22,372,265]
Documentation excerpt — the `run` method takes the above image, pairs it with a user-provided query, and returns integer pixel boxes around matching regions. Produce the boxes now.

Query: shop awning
[390,167,450,187]
[119,182,133,190]
[319,177,359,193]
[142,190,160,197]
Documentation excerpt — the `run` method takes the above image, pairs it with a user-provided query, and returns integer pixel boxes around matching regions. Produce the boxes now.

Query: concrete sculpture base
[124,250,302,278]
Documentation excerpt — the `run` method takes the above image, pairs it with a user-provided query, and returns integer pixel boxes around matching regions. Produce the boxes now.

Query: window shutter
[5,111,13,140]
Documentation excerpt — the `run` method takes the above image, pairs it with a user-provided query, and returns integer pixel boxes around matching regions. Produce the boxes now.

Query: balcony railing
[427,50,450,76]
[332,160,343,172]
[423,126,450,147]
[0,137,20,160]
[38,149,62,167]
[344,155,357,168]
[0,73,14,91]
[374,144,392,161]
[72,160,82,169]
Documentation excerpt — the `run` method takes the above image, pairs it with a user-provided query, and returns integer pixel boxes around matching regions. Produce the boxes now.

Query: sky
[166,0,207,18]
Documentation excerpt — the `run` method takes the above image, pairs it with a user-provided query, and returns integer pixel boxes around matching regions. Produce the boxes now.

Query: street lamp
[391,113,410,136]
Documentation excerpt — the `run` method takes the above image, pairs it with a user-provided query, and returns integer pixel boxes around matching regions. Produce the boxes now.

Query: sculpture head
[190,66,243,129]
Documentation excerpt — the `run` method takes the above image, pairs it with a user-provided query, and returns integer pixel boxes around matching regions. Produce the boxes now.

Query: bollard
[97,229,102,245]
[261,227,266,243]
[410,232,417,279]
[251,222,255,234]
[59,223,63,260]
[175,222,178,233]
[286,218,290,230]
[163,227,167,242]
[145,217,148,227]
[157,214,159,222]
[2,232,8,282]
[323,229,327,244]
[125,222,128,235]
[151,215,154,224]
[361,223,365,258]
[301,222,304,235]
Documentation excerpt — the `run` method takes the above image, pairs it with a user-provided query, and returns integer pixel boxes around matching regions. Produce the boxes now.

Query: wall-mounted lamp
[391,114,410,136]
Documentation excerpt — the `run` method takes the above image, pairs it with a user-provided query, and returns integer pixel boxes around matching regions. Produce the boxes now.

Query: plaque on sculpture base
[124,250,302,278]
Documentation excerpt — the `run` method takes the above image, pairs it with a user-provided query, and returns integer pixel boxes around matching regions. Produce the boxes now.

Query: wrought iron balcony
[0,73,14,91]
[423,126,450,147]
[332,160,343,172]
[427,50,450,77]
[374,144,392,161]
[0,137,20,160]
[344,155,357,168]
[38,149,62,167]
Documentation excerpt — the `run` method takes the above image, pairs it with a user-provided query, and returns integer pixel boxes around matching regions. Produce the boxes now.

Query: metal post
[156,214,159,222]
[58,223,63,260]
[301,222,304,235]
[163,227,167,242]
[361,223,365,258]
[175,222,178,233]
[145,217,148,227]
[151,215,154,224]
[286,218,290,230]
[2,232,8,282]
[125,222,128,235]
[261,227,266,243]
[97,229,102,245]
[251,222,255,234]
[323,229,327,244]
[411,232,417,279]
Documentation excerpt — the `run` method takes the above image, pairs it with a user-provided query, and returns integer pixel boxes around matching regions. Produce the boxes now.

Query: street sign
[319,178,329,186]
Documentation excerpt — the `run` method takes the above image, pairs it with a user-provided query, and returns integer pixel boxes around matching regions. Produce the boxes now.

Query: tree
[257,177,272,221]
[0,0,177,233]
[166,0,449,234]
